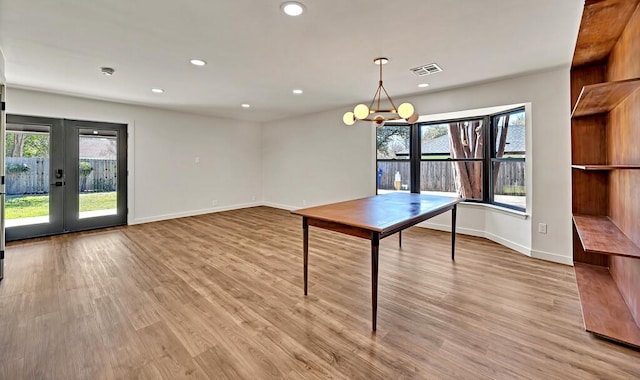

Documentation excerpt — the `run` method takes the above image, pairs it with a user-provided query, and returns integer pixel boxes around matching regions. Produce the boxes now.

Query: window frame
[375,105,526,211]
[488,107,526,210]
[419,116,488,202]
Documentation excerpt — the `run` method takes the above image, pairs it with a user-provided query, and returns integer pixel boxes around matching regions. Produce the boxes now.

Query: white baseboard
[131,202,262,225]
[262,201,296,211]
[420,221,531,257]
[531,249,573,266]
[484,231,532,257]
[420,221,485,238]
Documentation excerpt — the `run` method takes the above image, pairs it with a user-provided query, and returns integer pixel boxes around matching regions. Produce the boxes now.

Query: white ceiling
[0,0,584,122]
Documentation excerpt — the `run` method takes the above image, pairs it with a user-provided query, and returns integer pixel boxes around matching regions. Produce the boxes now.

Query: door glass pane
[78,128,118,219]
[4,123,51,227]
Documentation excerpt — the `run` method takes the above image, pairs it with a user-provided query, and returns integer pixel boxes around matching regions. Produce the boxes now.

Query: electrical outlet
[194,157,200,163]
[252,195,256,201]
[212,200,218,207]
[538,223,547,234]
[302,200,307,206]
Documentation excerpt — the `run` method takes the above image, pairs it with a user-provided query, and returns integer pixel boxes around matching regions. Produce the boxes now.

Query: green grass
[5,195,50,219]
[5,192,117,219]
[79,192,117,213]
[499,185,526,196]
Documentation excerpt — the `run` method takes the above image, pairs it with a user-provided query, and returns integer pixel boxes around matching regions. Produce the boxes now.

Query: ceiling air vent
[410,63,442,77]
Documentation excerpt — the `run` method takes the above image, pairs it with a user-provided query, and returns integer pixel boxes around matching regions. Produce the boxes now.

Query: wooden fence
[5,157,117,195]
[5,158,49,195]
[80,159,118,193]
[377,160,525,195]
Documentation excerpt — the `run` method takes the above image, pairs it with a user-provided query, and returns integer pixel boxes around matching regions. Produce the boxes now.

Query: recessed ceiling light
[418,83,429,88]
[151,88,164,93]
[101,67,115,76]
[281,1,305,16]
[241,104,251,108]
[292,89,303,95]
[190,59,206,66]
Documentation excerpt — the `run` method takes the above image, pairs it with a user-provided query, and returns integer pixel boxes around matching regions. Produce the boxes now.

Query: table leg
[303,217,309,296]
[398,230,402,247]
[451,204,457,261]
[371,232,380,331]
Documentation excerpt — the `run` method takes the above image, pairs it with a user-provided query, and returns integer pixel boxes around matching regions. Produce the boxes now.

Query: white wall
[262,110,376,209]
[0,48,6,83]
[6,88,263,224]
[262,67,572,265]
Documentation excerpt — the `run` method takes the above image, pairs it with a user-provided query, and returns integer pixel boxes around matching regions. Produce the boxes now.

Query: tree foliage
[79,161,94,192]
[376,125,410,158]
[5,163,30,173]
[5,132,49,158]
[422,124,448,140]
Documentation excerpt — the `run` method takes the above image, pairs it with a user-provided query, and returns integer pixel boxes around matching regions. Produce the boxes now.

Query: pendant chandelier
[343,57,418,126]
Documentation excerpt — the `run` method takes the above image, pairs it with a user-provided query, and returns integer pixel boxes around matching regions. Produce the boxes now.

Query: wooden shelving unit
[574,263,640,349]
[571,165,640,170]
[570,0,640,349]
[573,215,640,259]
[571,78,640,118]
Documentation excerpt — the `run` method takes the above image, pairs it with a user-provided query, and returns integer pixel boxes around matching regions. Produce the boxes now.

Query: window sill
[460,201,529,220]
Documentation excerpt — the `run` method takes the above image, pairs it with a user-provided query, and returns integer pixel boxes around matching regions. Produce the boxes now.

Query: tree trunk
[449,123,472,198]
[448,121,485,199]
[11,134,26,157]
[470,120,483,198]
[473,120,483,159]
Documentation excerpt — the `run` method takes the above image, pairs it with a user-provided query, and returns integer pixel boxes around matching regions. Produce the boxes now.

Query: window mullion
[410,123,421,193]
[484,115,492,204]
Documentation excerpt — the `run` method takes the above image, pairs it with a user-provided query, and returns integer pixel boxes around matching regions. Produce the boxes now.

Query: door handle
[52,181,65,186]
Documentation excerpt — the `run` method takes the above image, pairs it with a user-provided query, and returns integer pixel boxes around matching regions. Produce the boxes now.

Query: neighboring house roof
[397,124,525,156]
[497,123,525,153]
[422,134,451,155]
[79,137,117,160]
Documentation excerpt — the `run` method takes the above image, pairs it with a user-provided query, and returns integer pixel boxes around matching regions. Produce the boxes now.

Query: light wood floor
[1,207,638,379]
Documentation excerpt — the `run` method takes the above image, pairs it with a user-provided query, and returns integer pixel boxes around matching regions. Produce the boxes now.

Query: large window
[375,106,526,211]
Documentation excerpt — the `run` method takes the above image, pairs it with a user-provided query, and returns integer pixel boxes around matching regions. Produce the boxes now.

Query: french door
[5,115,127,241]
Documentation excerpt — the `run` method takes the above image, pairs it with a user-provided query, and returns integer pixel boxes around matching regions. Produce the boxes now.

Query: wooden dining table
[291,192,463,331]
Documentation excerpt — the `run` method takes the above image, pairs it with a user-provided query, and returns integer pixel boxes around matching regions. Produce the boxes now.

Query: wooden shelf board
[573,215,640,259]
[571,78,640,118]
[572,0,640,67]
[572,164,640,170]
[574,263,640,349]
